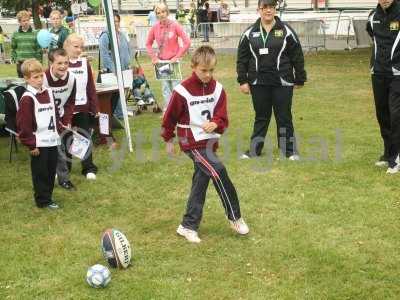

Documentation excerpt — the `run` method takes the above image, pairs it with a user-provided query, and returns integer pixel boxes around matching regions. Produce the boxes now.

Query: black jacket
[367,1,400,75]
[236,17,306,86]
[4,85,26,132]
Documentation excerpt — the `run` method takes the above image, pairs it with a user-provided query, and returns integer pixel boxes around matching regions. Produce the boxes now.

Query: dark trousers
[249,84,297,157]
[31,146,58,207]
[56,132,71,184]
[182,148,241,231]
[371,75,400,164]
[70,112,98,175]
[201,23,209,41]
[16,61,24,78]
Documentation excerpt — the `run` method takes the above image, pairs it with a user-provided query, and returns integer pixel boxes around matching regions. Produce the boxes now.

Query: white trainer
[288,154,300,161]
[375,160,388,167]
[86,172,97,180]
[229,218,249,235]
[137,99,145,106]
[148,97,155,105]
[176,225,201,243]
[386,165,399,174]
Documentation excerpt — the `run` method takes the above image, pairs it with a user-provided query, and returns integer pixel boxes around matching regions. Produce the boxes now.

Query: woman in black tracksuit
[236,0,306,159]
[367,0,400,173]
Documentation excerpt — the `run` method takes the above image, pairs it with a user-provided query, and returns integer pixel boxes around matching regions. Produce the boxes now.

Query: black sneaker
[59,181,75,190]
[47,202,60,210]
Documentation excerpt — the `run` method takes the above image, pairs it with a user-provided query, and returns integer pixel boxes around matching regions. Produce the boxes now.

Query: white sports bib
[69,58,88,106]
[174,82,223,142]
[22,89,60,147]
[43,72,76,117]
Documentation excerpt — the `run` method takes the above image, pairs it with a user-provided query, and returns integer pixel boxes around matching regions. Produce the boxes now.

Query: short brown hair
[191,46,217,67]
[17,10,30,22]
[48,48,68,63]
[21,59,44,78]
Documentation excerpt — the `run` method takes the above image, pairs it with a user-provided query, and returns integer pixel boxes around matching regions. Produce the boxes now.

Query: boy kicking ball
[161,46,249,243]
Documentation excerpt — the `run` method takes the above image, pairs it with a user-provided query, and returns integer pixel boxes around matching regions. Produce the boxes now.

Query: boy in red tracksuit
[17,59,62,209]
[161,46,249,243]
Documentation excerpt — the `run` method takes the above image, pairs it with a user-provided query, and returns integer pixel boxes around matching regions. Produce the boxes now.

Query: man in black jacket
[367,0,400,173]
[236,0,306,160]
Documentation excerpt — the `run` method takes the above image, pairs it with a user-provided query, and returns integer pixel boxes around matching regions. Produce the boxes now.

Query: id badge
[259,48,269,55]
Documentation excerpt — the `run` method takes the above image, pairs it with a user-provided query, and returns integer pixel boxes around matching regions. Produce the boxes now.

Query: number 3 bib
[175,82,223,141]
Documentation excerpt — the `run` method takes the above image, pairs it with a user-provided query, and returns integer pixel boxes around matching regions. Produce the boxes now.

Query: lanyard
[259,22,268,46]
[259,20,275,47]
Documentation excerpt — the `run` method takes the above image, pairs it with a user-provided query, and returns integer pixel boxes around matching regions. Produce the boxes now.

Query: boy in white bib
[43,48,77,190]
[64,33,99,180]
[161,46,249,243]
[17,59,61,209]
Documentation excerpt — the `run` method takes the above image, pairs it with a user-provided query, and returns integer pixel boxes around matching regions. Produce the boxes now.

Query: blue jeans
[161,80,180,111]
[201,23,209,41]
[113,96,124,119]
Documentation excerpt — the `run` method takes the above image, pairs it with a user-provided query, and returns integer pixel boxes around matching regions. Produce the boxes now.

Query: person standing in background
[367,0,400,173]
[99,13,133,120]
[188,2,198,38]
[49,10,70,50]
[176,3,188,25]
[0,25,9,63]
[11,10,42,78]
[218,1,230,22]
[146,3,190,113]
[236,0,306,160]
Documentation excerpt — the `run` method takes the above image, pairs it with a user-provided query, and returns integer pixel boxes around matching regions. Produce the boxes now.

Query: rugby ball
[101,228,132,269]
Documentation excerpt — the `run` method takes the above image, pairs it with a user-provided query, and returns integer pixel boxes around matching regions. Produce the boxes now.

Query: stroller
[128,53,162,114]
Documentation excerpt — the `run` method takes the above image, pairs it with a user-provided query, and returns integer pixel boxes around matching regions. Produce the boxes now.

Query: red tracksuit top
[17,85,62,150]
[161,72,228,151]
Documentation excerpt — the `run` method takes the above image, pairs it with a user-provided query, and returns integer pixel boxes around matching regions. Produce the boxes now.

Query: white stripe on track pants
[181,148,242,231]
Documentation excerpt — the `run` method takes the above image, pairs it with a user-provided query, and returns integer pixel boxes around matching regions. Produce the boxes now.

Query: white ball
[86,264,111,288]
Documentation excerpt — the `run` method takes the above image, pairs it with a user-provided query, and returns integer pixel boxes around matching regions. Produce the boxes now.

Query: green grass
[1,49,400,299]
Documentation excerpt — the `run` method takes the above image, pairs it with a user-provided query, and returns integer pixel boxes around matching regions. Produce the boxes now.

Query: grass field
[1,49,400,299]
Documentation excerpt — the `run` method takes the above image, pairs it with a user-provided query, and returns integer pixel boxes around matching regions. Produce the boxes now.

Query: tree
[0,0,71,29]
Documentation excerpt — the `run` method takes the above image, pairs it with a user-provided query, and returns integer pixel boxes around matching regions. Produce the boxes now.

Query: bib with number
[174,82,223,142]
[22,89,60,147]
[43,72,75,117]
[69,58,88,106]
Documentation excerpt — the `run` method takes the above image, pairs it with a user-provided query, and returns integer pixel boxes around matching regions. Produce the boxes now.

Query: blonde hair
[49,10,62,18]
[21,59,44,78]
[155,3,169,15]
[16,10,30,22]
[63,33,84,48]
[191,46,217,67]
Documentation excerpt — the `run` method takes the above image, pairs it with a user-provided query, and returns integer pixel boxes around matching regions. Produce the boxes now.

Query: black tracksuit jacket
[367,1,400,75]
[236,17,307,87]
